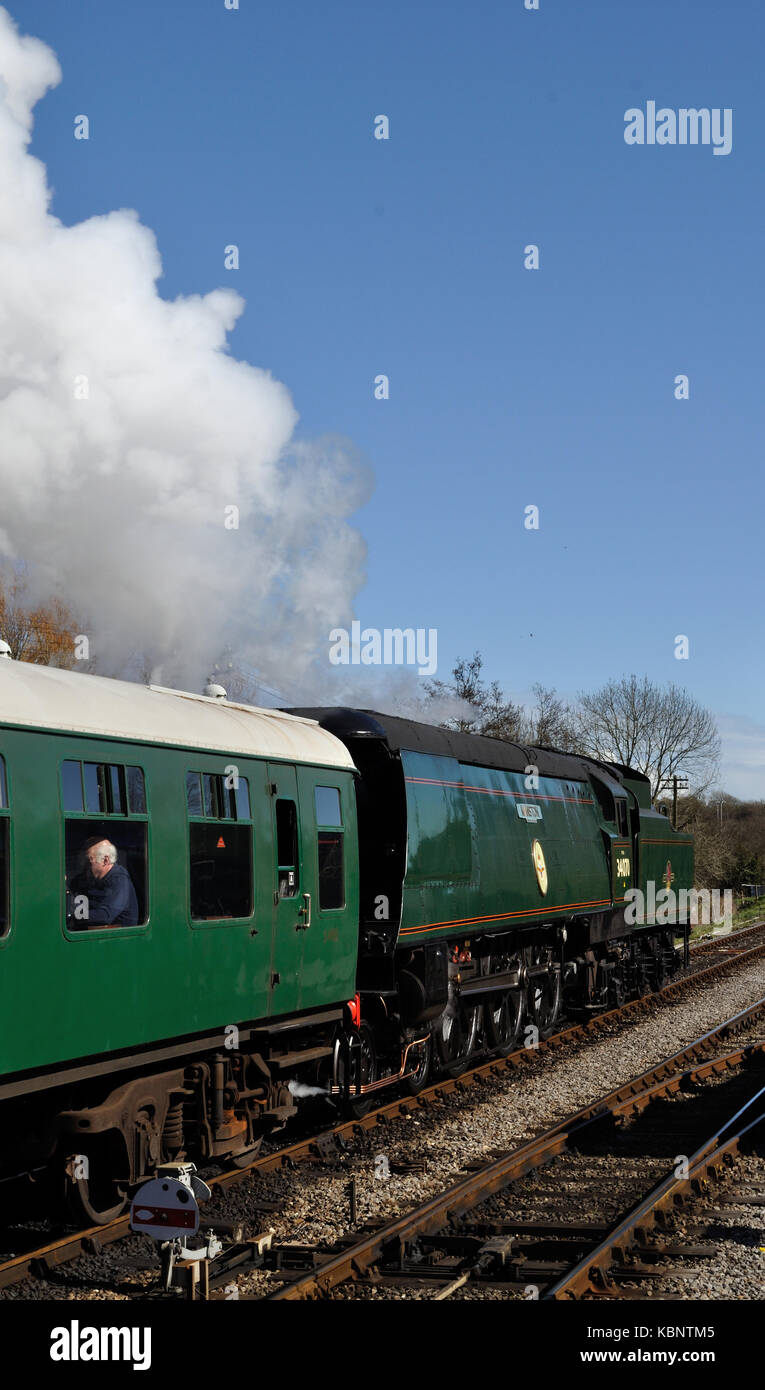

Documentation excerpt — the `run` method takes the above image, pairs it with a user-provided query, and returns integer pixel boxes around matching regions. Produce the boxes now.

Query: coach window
[315,785,345,911]
[186,771,253,921]
[615,799,629,838]
[61,760,149,930]
[0,757,9,940]
[275,799,299,898]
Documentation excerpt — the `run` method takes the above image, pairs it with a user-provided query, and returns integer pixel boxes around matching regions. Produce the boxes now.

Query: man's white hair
[93,840,118,864]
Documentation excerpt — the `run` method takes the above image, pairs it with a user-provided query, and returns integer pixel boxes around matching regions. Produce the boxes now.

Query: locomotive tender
[0,656,692,1221]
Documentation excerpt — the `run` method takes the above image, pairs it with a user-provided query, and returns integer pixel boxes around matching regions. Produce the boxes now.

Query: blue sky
[22,0,765,794]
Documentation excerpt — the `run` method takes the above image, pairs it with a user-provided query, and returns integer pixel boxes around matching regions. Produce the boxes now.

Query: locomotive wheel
[485,989,525,1056]
[402,1036,431,1095]
[436,1001,481,1078]
[342,1022,378,1119]
[481,953,524,1056]
[525,948,562,1035]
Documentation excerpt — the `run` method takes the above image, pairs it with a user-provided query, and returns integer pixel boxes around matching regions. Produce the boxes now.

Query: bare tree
[523,683,579,751]
[424,652,525,740]
[0,580,79,668]
[576,675,720,801]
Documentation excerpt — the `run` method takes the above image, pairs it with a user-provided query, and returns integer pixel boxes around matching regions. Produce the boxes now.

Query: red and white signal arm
[130,1176,204,1241]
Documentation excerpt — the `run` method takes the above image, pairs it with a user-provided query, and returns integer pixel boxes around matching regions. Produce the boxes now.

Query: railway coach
[0,655,363,1221]
[0,655,693,1224]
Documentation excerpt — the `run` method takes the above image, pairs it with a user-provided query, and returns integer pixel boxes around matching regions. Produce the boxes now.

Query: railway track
[2,923,764,1298]
[261,1005,765,1300]
[689,920,765,958]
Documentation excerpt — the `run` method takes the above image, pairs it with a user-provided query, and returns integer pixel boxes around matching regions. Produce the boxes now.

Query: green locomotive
[0,657,692,1221]
[293,709,694,1081]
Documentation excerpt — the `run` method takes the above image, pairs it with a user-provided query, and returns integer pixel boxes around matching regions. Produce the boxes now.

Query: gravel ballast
[3,957,765,1300]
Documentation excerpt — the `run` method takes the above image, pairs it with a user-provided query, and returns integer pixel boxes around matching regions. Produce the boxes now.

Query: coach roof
[0,659,356,769]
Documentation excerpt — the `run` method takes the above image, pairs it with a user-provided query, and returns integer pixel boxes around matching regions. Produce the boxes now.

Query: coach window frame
[314,783,346,912]
[185,767,254,927]
[274,794,301,900]
[0,754,12,945]
[60,754,150,937]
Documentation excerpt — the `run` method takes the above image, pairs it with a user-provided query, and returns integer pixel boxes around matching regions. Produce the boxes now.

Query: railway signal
[130,1162,221,1296]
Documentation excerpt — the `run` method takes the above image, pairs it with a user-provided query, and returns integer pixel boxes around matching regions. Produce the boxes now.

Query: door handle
[296,892,311,931]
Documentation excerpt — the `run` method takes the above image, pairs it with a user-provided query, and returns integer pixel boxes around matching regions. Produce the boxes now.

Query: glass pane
[109,765,126,814]
[318,832,344,909]
[84,763,106,814]
[65,820,148,929]
[189,823,253,921]
[315,786,342,827]
[203,774,218,819]
[186,772,202,816]
[222,783,235,819]
[235,777,250,821]
[0,756,6,809]
[62,761,83,812]
[127,766,146,815]
[275,799,298,897]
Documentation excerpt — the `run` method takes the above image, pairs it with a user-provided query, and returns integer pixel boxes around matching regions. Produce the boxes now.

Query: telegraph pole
[658,771,689,828]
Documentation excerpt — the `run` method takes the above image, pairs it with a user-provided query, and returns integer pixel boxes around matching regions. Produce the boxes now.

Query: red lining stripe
[399,896,613,936]
[642,839,693,846]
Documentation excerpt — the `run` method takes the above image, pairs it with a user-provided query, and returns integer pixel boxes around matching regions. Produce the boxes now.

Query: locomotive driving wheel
[436,997,481,1078]
[525,946,561,1035]
[481,953,525,1056]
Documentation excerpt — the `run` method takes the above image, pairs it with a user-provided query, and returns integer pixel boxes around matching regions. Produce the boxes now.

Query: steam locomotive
[0,656,692,1222]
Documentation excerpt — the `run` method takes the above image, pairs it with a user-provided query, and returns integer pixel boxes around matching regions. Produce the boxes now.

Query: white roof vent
[0,640,11,659]
[204,681,227,700]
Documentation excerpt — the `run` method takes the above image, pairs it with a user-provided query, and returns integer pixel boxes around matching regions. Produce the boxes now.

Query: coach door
[267,764,307,1016]
[294,767,357,1012]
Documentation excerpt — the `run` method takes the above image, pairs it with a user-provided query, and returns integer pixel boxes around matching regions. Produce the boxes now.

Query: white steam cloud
[0,9,370,692]
[287,1079,330,1099]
